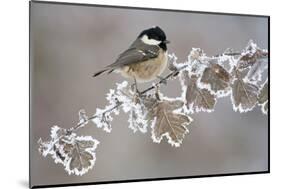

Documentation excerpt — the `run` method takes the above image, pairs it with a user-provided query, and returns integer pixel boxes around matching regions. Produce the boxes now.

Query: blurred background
[30,2,268,186]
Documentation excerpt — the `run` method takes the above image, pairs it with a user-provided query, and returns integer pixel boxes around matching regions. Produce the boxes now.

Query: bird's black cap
[138,26,167,42]
[138,26,169,51]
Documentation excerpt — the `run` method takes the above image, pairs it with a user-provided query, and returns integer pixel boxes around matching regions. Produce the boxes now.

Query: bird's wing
[106,41,160,69]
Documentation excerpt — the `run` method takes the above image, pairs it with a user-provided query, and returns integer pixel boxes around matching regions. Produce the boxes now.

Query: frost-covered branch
[69,103,122,132]
[67,65,184,133]
[38,40,268,176]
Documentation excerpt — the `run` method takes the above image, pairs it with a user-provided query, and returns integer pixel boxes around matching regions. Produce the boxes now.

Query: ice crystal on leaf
[258,80,268,114]
[38,40,268,176]
[78,109,88,127]
[200,63,231,96]
[117,81,149,133]
[231,69,259,112]
[238,40,268,69]
[180,70,216,113]
[128,103,148,133]
[92,81,149,133]
[92,108,113,133]
[63,136,99,176]
[167,53,179,71]
[38,125,99,176]
[187,48,209,76]
[146,98,192,147]
[238,40,268,83]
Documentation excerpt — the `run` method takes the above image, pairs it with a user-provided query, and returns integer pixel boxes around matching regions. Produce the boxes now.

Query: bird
[93,26,170,90]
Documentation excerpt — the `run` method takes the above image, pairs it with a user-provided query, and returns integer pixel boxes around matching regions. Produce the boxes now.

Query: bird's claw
[131,83,142,96]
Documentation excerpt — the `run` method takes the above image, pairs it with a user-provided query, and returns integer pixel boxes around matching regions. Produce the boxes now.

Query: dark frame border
[29,1,270,188]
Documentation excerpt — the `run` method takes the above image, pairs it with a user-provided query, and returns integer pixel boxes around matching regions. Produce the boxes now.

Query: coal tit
[93,26,170,84]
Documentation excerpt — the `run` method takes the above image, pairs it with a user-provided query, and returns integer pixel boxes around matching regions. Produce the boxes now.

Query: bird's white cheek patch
[141,35,161,45]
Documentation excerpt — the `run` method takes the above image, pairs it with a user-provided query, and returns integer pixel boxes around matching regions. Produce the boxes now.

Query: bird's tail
[92,68,114,77]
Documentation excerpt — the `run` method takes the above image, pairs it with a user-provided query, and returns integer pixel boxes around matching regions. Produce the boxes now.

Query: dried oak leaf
[231,70,259,112]
[258,80,268,114]
[181,71,216,113]
[146,99,192,147]
[200,63,231,94]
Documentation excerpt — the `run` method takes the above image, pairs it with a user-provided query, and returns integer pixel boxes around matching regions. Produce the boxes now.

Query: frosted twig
[66,69,180,133]
[140,70,180,95]
[38,40,268,176]
[68,102,122,133]
[66,51,253,133]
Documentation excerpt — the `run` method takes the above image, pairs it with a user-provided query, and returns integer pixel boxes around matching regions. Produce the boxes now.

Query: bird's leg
[131,77,141,95]
[155,84,161,101]
[134,77,141,94]
[157,75,167,85]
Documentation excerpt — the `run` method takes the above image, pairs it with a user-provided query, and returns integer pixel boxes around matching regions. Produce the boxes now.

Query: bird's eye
[153,35,159,40]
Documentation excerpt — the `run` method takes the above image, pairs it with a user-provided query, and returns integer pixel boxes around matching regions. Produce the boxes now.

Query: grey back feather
[93,39,160,77]
[106,39,160,69]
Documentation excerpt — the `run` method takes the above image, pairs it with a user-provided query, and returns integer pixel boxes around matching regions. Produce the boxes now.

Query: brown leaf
[258,80,268,114]
[200,63,231,94]
[238,41,268,69]
[182,71,216,112]
[262,101,268,114]
[246,58,268,82]
[69,147,93,171]
[141,94,158,109]
[147,99,192,147]
[59,136,98,175]
[65,137,97,174]
[231,70,259,112]
[38,125,99,176]
[258,80,268,104]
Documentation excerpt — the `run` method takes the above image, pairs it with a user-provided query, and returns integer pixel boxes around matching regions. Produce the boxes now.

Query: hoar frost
[38,40,268,176]
[38,125,99,176]
[92,81,149,133]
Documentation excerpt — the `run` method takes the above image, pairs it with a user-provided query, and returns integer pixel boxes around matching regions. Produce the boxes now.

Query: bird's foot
[131,83,142,96]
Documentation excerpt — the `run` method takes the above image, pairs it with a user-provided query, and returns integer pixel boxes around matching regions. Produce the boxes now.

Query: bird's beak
[163,40,170,44]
